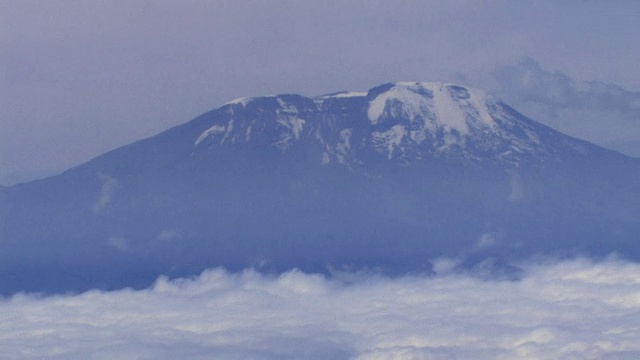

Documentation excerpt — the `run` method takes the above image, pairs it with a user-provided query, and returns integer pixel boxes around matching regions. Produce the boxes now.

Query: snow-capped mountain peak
[191,82,598,167]
[367,82,496,131]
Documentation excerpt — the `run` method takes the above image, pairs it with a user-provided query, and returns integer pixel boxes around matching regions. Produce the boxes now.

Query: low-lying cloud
[1,257,639,359]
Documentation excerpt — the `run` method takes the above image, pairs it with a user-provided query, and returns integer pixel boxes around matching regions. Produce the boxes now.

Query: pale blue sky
[2,0,639,184]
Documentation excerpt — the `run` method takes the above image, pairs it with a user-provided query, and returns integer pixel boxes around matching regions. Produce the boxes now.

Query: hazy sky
[2,1,639,184]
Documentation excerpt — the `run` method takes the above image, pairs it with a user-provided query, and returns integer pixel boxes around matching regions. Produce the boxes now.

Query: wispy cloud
[1,258,638,359]
[489,58,640,156]
[492,58,640,119]
[92,172,118,211]
[508,171,523,202]
[107,236,130,252]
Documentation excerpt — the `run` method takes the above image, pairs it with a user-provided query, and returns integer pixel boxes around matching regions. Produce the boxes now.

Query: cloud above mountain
[1,257,638,359]
[488,58,640,156]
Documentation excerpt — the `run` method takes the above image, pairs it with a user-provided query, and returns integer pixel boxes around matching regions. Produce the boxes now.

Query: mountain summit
[191,81,594,167]
[1,82,638,294]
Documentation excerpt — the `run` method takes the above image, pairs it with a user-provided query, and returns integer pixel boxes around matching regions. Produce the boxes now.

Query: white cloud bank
[1,258,639,359]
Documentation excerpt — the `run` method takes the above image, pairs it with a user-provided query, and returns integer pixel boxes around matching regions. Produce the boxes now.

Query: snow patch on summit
[195,125,226,145]
[318,91,367,99]
[191,81,579,166]
[221,97,250,107]
[367,82,499,135]
[367,83,435,125]
[430,84,470,135]
[469,92,497,128]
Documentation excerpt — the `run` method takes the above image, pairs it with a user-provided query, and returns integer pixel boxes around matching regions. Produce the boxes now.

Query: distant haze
[1,1,639,185]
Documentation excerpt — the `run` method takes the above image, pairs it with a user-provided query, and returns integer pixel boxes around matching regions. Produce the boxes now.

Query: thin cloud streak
[1,257,638,359]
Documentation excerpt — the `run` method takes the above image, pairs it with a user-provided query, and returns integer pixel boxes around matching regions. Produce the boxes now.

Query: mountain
[1,81,639,295]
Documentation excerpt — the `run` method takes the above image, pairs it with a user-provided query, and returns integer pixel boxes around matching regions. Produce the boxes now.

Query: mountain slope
[1,82,638,295]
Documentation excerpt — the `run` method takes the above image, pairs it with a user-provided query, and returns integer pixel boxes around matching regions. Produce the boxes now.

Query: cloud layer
[1,258,639,359]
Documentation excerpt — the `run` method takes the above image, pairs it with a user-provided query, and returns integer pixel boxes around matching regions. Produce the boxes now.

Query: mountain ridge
[35,80,634,184]
[174,81,628,169]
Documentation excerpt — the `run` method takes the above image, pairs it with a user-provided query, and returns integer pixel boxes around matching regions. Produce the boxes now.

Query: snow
[276,116,306,141]
[245,125,253,142]
[220,118,234,144]
[366,82,510,153]
[367,82,504,136]
[336,129,352,161]
[221,97,250,107]
[469,92,497,128]
[367,83,434,125]
[197,81,554,164]
[438,130,465,151]
[195,125,226,145]
[333,129,353,164]
[409,128,428,144]
[318,91,367,99]
[372,125,406,159]
[430,83,470,135]
[367,82,473,136]
[277,98,289,109]
[291,118,305,140]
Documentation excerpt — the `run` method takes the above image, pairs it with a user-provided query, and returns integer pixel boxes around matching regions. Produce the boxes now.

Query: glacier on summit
[194,82,587,167]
